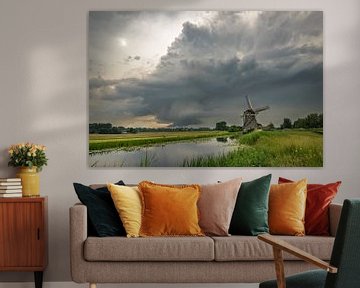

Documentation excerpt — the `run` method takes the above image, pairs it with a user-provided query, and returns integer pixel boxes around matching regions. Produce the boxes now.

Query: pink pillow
[198,178,242,236]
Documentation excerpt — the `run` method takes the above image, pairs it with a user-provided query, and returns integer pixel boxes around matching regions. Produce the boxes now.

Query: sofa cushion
[269,179,307,236]
[279,177,341,236]
[139,181,203,237]
[198,178,242,236]
[212,236,334,261]
[73,181,126,237]
[229,174,271,236]
[84,236,214,261]
[107,184,142,238]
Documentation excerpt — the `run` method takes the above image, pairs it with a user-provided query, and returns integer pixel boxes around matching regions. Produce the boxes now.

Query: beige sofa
[70,203,342,287]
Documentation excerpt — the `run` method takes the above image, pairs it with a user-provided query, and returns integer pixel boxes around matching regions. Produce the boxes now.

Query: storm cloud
[89,11,323,127]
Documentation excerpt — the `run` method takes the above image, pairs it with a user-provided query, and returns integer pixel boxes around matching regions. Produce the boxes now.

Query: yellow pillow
[269,179,307,236]
[107,183,142,238]
[138,181,204,237]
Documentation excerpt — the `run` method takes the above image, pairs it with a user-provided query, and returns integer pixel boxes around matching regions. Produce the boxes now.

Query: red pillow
[278,177,341,236]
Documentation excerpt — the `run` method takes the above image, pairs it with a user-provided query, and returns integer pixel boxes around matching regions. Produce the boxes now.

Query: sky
[89,11,323,128]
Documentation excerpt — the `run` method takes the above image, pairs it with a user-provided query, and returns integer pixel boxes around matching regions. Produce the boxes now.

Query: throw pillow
[198,178,242,236]
[73,181,126,237]
[107,183,142,238]
[138,181,203,237]
[269,179,307,236]
[279,177,341,236]
[229,174,272,236]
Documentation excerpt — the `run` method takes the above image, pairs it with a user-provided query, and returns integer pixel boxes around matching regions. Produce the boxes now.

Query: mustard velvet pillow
[138,181,204,237]
[269,179,307,236]
[107,183,142,238]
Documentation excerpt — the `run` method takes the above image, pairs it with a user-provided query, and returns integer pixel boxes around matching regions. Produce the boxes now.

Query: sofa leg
[89,283,96,288]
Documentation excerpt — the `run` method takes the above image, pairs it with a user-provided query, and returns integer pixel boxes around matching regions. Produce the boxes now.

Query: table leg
[34,271,43,288]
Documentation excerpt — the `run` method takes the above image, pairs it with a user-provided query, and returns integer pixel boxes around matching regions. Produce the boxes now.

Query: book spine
[0,183,22,186]
[0,178,21,182]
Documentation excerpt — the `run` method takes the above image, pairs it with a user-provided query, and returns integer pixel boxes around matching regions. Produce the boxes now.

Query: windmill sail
[245,95,253,110]
[254,106,270,113]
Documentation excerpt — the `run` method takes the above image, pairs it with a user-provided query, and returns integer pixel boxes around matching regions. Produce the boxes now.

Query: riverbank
[89,129,323,167]
[89,131,233,151]
[183,130,323,167]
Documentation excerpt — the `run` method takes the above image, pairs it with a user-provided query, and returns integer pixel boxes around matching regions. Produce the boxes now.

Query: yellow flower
[39,145,46,151]
[8,142,47,172]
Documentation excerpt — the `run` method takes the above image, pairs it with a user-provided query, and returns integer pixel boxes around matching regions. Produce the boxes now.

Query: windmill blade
[254,105,270,113]
[245,95,253,110]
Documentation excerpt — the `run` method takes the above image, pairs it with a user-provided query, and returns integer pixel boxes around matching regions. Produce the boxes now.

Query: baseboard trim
[0,282,259,288]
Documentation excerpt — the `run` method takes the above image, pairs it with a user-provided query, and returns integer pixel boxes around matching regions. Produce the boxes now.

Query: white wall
[0,0,359,283]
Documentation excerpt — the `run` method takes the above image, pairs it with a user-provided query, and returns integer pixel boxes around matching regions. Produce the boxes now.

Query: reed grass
[183,130,323,167]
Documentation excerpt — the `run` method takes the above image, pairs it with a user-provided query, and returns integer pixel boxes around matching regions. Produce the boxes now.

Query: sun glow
[118,38,127,47]
[109,12,214,79]
[116,115,172,128]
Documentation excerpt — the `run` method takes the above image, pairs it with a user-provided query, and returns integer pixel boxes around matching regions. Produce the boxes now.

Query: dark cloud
[89,77,119,89]
[125,56,141,63]
[89,11,323,127]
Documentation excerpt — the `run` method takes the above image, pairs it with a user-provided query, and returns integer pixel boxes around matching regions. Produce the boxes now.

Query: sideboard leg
[90,283,97,288]
[34,271,43,288]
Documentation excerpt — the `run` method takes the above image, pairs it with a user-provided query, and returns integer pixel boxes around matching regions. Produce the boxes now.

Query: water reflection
[216,137,228,143]
[89,137,237,167]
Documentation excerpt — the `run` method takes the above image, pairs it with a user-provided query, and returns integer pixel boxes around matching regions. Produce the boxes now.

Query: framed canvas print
[88,11,323,167]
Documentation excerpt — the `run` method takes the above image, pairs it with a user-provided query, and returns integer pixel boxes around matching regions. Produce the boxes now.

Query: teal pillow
[229,174,272,236]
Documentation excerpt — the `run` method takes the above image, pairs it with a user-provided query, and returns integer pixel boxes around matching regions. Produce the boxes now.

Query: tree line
[90,113,322,134]
[89,123,212,134]
[281,113,323,129]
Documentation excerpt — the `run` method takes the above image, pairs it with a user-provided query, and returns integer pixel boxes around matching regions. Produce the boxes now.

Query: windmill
[242,95,270,133]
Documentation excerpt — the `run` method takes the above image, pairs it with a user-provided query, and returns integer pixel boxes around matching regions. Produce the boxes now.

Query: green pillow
[229,174,272,236]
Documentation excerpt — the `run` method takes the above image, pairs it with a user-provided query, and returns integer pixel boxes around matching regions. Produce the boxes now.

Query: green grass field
[183,130,323,167]
[89,129,322,167]
[89,131,231,151]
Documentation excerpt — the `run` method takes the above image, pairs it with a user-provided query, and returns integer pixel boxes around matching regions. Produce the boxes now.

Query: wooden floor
[0,283,259,288]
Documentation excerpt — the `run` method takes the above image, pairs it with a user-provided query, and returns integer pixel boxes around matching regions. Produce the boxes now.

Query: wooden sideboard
[0,197,47,288]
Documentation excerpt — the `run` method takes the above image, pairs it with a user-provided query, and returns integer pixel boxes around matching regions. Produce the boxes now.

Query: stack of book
[0,178,22,197]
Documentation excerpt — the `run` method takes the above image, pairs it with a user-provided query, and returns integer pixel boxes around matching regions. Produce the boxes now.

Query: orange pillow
[138,181,204,237]
[269,179,307,236]
[278,177,341,235]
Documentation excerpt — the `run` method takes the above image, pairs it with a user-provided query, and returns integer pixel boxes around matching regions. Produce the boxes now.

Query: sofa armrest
[329,203,342,237]
[69,203,88,283]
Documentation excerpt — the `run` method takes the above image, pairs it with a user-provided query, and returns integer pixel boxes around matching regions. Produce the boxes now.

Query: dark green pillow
[229,174,272,236]
[73,181,126,237]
